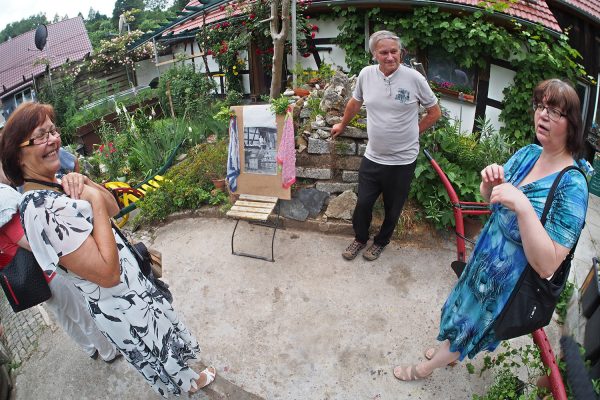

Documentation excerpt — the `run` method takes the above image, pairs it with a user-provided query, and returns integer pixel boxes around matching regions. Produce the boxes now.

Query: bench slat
[238,194,278,203]
[234,200,277,210]
[226,210,271,221]
[230,205,274,214]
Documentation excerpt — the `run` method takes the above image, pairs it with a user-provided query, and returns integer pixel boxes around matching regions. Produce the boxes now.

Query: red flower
[302,52,311,58]
[306,15,311,19]
[242,21,246,26]
[219,5,225,11]
[312,25,319,31]
[249,13,255,19]
[311,32,316,38]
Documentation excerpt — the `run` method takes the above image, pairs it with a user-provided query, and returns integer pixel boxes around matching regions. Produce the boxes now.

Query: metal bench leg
[231,218,241,256]
[231,217,278,262]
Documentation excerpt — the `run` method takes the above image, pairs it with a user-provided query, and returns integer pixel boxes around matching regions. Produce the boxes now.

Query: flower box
[75,97,161,155]
[434,87,475,103]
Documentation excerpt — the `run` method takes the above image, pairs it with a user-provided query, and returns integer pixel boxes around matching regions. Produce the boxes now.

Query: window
[14,87,33,106]
[427,47,478,100]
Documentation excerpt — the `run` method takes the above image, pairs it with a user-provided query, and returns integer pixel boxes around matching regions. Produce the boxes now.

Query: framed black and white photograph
[243,106,277,175]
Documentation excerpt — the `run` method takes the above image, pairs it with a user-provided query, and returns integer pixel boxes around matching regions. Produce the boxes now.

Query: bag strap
[539,166,585,225]
[22,178,64,193]
[535,165,586,272]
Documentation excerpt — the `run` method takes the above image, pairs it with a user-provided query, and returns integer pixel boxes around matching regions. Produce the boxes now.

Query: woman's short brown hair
[0,102,56,186]
[532,79,583,157]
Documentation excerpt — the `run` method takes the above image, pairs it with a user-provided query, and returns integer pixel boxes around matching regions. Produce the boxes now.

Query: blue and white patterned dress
[438,144,589,360]
[20,190,201,397]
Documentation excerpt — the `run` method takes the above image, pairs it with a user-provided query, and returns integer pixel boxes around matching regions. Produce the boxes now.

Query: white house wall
[134,54,172,86]
[487,64,516,132]
[287,17,348,72]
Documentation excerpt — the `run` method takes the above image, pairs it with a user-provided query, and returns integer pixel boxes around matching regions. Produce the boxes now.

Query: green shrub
[412,116,514,229]
[134,140,228,225]
[158,64,216,119]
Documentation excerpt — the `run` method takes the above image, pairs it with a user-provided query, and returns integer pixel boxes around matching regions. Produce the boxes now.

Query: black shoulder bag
[111,224,173,303]
[0,247,52,313]
[493,166,586,341]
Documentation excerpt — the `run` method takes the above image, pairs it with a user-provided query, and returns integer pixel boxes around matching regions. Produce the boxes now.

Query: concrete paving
[9,193,600,399]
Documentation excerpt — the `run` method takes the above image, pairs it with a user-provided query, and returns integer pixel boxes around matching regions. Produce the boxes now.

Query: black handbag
[0,248,52,313]
[112,223,173,303]
[493,166,586,340]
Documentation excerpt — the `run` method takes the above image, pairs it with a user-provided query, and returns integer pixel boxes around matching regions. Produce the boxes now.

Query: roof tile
[0,17,92,97]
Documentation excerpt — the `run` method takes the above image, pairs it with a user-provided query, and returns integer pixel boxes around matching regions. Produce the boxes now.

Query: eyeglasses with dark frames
[532,103,566,122]
[19,127,61,148]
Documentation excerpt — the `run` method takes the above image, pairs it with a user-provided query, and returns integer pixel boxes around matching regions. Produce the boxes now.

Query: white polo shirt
[353,64,437,165]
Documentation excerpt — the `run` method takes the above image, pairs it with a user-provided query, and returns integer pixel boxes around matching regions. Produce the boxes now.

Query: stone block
[340,126,367,139]
[316,182,358,194]
[358,143,367,156]
[334,141,356,155]
[295,188,329,218]
[325,190,357,220]
[296,167,332,180]
[342,170,359,182]
[336,156,363,171]
[308,138,331,154]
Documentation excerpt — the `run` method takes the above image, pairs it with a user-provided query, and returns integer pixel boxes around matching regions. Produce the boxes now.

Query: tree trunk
[269,0,290,98]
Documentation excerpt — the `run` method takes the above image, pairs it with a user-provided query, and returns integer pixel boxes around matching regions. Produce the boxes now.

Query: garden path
[11,195,599,399]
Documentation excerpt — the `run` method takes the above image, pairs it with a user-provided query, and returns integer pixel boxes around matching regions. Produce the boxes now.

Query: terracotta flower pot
[293,88,310,97]
[211,178,226,191]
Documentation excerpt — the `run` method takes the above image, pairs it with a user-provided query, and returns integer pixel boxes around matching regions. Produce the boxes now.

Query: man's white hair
[368,30,402,56]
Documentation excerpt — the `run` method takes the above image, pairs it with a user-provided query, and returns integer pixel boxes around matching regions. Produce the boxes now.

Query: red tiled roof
[552,0,600,23]
[443,0,561,32]
[165,0,242,36]
[0,17,92,98]
[160,0,563,39]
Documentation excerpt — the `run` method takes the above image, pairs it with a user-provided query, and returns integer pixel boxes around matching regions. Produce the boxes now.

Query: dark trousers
[352,157,416,246]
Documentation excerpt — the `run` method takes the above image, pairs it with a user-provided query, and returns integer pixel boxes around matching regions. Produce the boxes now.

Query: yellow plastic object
[104,175,167,228]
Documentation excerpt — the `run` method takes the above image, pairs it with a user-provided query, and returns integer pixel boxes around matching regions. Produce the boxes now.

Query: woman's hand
[489,183,530,213]
[480,164,505,201]
[61,173,89,200]
[78,183,103,205]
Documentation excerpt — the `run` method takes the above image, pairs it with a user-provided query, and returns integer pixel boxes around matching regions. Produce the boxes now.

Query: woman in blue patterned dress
[0,102,216,397]
[394,79,590,381]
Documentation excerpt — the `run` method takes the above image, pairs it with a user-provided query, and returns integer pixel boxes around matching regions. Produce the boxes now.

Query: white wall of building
[287,17,348,73]
[439,98,477,133]
[486,64,516,132]
[135,54,174,86]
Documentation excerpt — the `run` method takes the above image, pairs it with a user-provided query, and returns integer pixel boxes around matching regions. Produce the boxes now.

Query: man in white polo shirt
[331,30,441,261]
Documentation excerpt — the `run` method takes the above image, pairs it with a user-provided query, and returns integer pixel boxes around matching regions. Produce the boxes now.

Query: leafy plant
[95,119,125,180]
[556,281,575,325]
[270,95,291,115]
[134,141,229,225]
[305,95,325,119]
[157,64,217,119]
[468,341,546,400]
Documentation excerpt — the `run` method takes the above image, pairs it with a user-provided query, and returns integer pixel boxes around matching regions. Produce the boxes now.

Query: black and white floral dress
[20,190,201,397]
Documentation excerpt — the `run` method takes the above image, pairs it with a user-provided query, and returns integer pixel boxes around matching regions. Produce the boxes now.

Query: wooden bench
[226,194,280,262]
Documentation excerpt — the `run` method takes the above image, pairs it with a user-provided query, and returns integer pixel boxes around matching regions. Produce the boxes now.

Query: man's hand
[331,123,345,138]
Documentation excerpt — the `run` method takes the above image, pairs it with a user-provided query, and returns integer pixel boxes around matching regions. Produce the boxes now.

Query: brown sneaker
[342,240,367,260]
[363,243,385,261]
